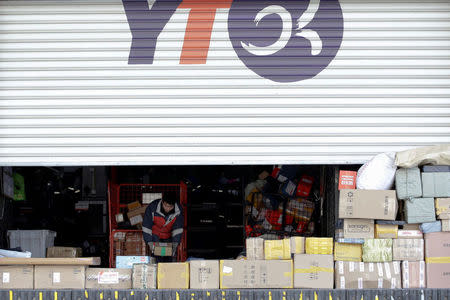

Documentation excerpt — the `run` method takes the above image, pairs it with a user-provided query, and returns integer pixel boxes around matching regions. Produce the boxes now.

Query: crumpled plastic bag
[395,144,450,168]
[356,152,397,190]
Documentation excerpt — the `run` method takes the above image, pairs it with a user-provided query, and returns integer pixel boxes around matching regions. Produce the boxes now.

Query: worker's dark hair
[162,191,177,205]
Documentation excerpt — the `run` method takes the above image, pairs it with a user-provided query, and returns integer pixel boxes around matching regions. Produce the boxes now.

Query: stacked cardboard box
[395,166,450,288]
[114,231,147,259]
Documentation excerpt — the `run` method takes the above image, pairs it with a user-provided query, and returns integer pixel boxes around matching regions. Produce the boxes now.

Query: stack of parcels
[335,261,401,289]
[245,236,334,288]
[397,167,450,229]
[113,231,147,258]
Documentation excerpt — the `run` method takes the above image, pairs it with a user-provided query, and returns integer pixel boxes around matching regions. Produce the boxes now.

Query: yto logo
[122,0,343,83]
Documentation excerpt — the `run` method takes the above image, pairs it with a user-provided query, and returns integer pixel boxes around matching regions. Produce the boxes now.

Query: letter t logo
[179,0,233,64]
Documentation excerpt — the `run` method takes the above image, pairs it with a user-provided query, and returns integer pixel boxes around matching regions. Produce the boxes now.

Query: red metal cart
[108,181,188,267]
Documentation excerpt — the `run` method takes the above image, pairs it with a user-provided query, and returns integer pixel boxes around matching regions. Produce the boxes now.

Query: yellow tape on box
[375,224,398,239]
[305,238,333,255]
[334,242,362,262]
[264,239,291,260]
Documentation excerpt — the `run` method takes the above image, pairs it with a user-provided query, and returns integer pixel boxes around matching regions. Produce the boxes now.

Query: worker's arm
[142,204,155,244]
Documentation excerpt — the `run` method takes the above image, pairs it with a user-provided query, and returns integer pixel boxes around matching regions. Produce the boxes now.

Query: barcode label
[2,273,9,283]
[393,262,400,275]
[340,276,345,289]
[359,262,365,273]
[391,278,397,289]
[377,263,383,277]
[349,262,355,273]
[53,272,61,283]
[384,262,391,279]
[378,278,383,288]
[358,278,363,289]
[369,263,374,273]
[419,261,425,288]
[338,261,344,275]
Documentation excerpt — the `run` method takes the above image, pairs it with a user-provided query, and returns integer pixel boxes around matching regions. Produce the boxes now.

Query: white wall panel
[0,0,449,166]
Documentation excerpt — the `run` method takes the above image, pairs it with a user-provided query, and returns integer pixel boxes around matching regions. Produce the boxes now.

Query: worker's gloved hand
[148,242,155,253]
[172,243,179,257]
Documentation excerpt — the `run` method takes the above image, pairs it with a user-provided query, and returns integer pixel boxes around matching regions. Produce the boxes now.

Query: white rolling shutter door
[0,0,449,166]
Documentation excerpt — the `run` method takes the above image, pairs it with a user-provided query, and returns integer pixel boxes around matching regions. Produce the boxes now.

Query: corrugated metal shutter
[0,0,449,166]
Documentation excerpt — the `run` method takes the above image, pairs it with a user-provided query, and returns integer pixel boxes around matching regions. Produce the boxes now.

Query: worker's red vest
[151,215,177,240]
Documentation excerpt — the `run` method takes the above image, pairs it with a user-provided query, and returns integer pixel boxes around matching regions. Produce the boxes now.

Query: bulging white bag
[356,152,397,190]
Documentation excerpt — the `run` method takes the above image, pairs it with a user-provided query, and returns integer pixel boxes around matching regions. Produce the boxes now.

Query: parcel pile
[334,158,450,289]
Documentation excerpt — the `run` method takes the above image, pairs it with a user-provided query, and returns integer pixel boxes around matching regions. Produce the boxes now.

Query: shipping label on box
[246,238,264,260]
[393,239,424,261]
[335,261,401,289]
[132,264,157,289]
[343,219,374,239]
[264,239,290,260]
[35,266,85,289]
[157,263,189,289]
[294,254,333,289]
[0,266,33,289]
[305,238,333,255]
[220,260,292,289]
[334,243,362,262]
[190,260,219,289]
[116,256,153,269]
[436,198,450,219]
[338,171,357,190]
[86,268,132,289]
[424,232,450,288]
[362,239,393,263]
[339,190,398,220]
[398,230,423,239]
[402,261,426,288]
[375,224,398,239]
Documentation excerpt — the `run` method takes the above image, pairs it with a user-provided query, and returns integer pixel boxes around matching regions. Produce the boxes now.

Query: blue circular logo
[228,0,343,83]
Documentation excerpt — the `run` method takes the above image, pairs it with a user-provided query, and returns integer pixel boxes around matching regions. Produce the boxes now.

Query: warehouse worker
[142,192,184,262]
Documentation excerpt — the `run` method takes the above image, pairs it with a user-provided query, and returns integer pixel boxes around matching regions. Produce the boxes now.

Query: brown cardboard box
[0,266,33,289]
[294,254,333,289]
[127,201,141,211]
[436,198,450,219]
[393,239,424,261]
[154,243,173,257]
[85,268,132,289]
[424,232,450,288]
[402,261,426,288]
[344,219,375,239]
[335,261,401,289]
[403,224,421,231]
[34,266,85,289]
[246,238,264,260]
[127,205,148,226]
[158,263,189,289]
[132,264,157,289]
[339,190,398,220]
[190,260,219,289]
[47,247,82,258]
[220,260,292,289]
